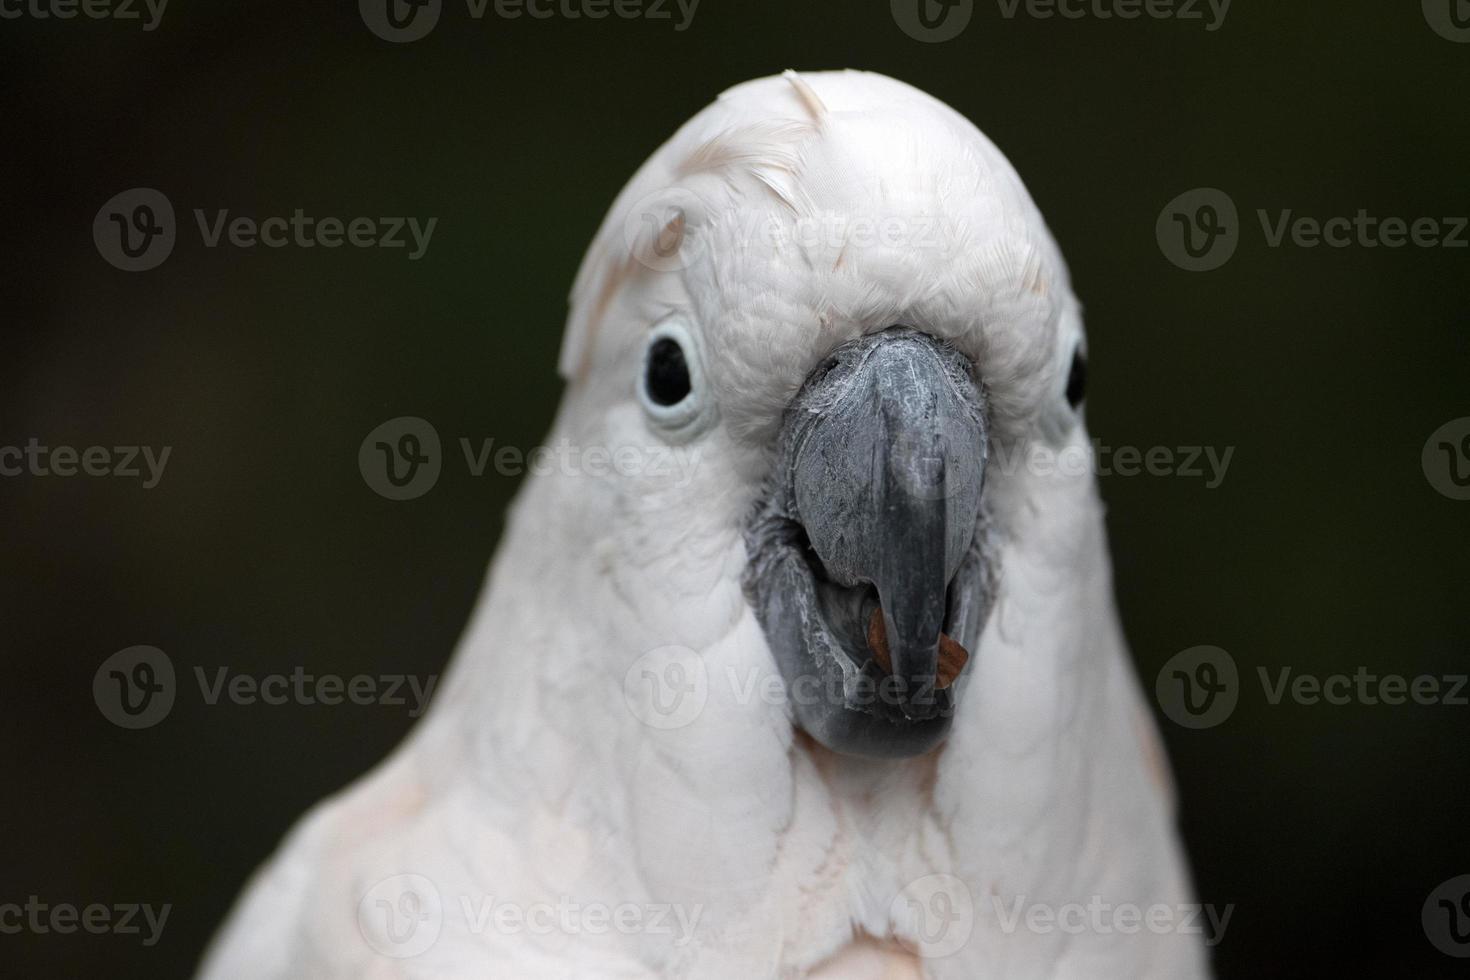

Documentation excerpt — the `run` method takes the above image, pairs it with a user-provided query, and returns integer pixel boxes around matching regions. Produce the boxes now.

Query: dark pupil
[1066,347,1087,408]
[645,338,692,406]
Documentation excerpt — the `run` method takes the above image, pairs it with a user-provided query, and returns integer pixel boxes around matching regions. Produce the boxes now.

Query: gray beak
[790,331,987,717]
[744,327,994,756]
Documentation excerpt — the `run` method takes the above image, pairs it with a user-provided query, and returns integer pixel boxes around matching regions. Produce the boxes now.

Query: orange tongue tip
[865,607,970,690]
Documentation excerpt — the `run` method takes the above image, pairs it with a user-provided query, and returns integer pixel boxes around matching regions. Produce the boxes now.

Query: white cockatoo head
[555,69,1089,759]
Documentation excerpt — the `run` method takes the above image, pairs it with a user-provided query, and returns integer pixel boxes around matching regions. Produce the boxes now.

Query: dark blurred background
[2,0,1467,976]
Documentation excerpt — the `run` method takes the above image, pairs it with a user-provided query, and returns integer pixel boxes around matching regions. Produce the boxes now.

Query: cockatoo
[198,70,1207,979]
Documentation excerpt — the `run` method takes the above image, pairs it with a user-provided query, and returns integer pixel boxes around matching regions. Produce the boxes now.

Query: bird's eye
[1065,346,1087,409]
[637,318,713,439]
[644,337,691,407]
